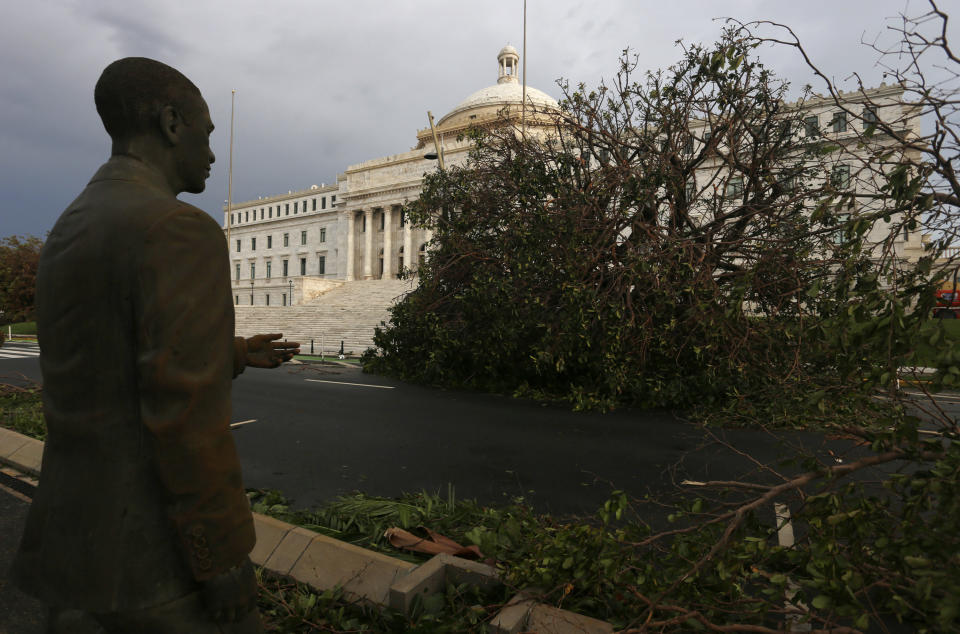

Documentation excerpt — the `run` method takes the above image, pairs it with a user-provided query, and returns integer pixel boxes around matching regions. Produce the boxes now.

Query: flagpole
[522,0,527,139]
[226,89,235,253]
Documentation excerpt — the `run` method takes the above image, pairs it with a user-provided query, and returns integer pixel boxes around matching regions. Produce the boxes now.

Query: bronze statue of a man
[13,57,298,633]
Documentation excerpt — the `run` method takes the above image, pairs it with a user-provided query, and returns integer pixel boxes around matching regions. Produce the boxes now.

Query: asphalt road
[2,345,951,517]
[229,362,832,515]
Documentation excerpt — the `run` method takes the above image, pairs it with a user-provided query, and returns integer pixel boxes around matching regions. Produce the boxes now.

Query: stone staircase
[234,279,416,356]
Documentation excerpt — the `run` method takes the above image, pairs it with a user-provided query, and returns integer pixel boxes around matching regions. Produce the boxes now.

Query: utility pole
[225,90,236,267]
[427,111,445,170]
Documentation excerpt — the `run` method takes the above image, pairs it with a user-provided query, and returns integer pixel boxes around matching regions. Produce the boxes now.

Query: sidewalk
[0,469,44,634]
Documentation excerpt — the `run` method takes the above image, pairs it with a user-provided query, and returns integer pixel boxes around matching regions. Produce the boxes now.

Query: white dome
[498,45,519,58]
[437,82,559,127]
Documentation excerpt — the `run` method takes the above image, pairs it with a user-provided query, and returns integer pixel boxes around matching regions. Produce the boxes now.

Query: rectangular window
[251,237,256,251]
[779,172,797,193]
[260,209,264,220]
[863,106,878,128]
[245,211,249,222]
[267,235,272,249]
[831,112,847,133]
[269,206,273,218]
[283,233,289,247]
[283,260,288,277]
[379,212,385,231]
[362,215,366,232]
[300,258,306,276]
[702,131,712,145]
[236,239,240,253]
[282,293,287,306]
[230,213,234,225]
[831,164,850,189]
[331,195,336,203]
[266,261,272,279]
[321,197,327,210]
[250,263,255,279]
[834,213,850,245]
[294,202,298,214]
[319,228,326,243]
[285,204,289,216]
[235,263,240,281]
[777,120,792,141]
[235,296,239,305]
[266,294,270,306]
[312,198,317,211]
[804,115,818,138]
[726,176,743,199]
[684,178,696,200]
[250,294,254,305]
[301,230,307,245]
[400,209,406,227]
[318,255,326,275]
[682,137,694,155]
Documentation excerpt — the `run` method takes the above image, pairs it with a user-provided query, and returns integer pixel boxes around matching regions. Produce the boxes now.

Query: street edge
[0,426,615,633]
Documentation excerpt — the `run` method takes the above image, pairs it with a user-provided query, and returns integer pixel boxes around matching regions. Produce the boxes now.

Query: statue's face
[176,95,215,194]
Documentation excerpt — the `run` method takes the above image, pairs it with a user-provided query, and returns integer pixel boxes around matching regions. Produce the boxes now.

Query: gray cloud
[1,0,952,238]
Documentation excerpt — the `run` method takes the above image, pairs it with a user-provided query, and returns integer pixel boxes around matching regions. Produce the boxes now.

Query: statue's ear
[159,104,184,146]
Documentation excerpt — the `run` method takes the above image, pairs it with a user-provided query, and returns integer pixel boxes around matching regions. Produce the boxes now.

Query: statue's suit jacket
[14,156,255,612]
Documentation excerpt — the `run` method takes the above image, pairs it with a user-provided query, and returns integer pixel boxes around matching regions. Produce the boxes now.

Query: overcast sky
[1,0,950,238]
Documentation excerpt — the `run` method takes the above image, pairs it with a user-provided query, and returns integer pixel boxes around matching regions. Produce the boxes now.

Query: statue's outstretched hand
[200,557,258,624]
[246,333,300,368]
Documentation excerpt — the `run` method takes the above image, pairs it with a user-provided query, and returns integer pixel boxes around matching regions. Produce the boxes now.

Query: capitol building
[224,46,924,318]
[224,45,558,307]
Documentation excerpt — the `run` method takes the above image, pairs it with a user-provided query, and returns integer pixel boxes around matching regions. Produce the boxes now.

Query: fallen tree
[361,2,960,630]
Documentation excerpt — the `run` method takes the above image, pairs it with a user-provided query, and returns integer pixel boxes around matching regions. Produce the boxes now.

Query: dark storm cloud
[1,0,950,239]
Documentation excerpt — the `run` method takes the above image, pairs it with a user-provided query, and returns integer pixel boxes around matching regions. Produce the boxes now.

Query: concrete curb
[0,426,616,633]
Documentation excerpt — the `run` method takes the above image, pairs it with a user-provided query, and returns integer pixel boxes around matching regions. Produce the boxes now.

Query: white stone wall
[221,83,925,298]
[223,185,339,304]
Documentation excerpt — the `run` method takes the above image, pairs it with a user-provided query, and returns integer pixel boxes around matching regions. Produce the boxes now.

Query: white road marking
[0,347,40,359]
[774,504,811,631]
[774,503,795,547]
[305,379,395,389]
[230,419,257,428]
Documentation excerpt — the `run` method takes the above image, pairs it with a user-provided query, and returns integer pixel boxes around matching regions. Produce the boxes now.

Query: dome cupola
[433,45,559,130]
[497,45,520,84]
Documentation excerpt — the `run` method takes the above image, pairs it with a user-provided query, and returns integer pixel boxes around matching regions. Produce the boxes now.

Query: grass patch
[0,383,45,440]
[2,321,37,336]
[256,566,504,633]
[247,487,531,564]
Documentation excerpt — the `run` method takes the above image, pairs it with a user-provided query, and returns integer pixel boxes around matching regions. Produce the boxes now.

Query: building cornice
[224,184,338,212]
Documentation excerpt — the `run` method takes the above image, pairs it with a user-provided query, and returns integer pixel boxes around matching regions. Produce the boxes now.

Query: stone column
[345,211,356,281]
[403,213,413,276]
[363,208,374,280]
[382,206,394,279]
[423,229,434,264]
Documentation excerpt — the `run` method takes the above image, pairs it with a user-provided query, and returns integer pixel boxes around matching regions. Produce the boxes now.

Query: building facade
[224,46,924,306]
[223,46,559,305]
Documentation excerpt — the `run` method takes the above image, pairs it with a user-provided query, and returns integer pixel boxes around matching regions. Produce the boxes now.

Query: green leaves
[811,594,833,610]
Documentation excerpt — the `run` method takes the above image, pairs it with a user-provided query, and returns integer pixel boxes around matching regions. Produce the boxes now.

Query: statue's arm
[136,206,255,583]
[232,334,299,377]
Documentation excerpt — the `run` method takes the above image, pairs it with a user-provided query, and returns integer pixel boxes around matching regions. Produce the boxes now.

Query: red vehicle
[935,268,960,318]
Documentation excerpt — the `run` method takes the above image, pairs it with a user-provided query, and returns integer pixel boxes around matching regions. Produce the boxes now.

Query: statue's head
[95,57,214,194]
